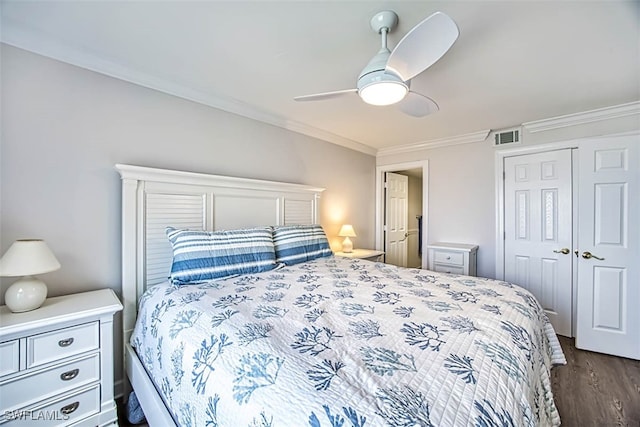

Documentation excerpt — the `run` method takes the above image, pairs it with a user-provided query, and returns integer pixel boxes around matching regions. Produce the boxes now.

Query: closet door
[576,135,639,360]
[504,149,573,337]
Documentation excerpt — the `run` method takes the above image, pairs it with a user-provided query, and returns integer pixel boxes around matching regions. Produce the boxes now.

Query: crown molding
[1,25,376,157]
[5,20,636,159]
[523,101,640,133]
[376,129,491,157]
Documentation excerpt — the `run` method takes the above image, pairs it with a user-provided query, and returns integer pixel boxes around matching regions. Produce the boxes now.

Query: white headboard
[116,164,324,349]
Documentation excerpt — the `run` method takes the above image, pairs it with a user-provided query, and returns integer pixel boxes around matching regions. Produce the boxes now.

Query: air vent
[494,128,521,146]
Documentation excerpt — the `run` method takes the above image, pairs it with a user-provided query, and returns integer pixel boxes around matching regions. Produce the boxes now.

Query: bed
[117,164,566,427]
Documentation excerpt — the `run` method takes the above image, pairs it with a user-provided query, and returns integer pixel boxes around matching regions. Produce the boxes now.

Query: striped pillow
[166,226,277,285]
[272,225,333,266]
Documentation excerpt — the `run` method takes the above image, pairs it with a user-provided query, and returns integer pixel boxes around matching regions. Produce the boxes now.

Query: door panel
[384,172,408,267]
[576,136,639,359]
[504,149,573,336]
[592,266,624,330]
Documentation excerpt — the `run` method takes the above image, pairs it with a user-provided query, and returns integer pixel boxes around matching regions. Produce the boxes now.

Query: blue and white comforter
[131,256,566,427]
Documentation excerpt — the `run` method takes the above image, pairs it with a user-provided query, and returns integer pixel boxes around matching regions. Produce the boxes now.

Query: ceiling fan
[294,10,459,117]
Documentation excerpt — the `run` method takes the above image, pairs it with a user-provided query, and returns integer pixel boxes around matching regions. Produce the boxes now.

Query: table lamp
[338,224,357,253]
[0,239,61,313]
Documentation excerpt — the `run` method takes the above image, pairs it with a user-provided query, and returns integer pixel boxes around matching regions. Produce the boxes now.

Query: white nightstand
[0,289,123,426]
[427,242,478,276]
[335,249,385,262]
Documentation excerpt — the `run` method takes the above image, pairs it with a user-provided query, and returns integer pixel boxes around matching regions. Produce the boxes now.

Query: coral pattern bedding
[131,256,565,427]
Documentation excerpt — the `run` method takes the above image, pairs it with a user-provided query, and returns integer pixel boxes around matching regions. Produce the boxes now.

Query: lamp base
[4,276,48,313]
[342,237,353,253]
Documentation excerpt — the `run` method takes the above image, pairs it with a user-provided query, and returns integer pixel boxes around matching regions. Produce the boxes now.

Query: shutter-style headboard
[116,164,324,357]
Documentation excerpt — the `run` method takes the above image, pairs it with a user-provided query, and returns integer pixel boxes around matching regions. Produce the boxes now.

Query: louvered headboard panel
[116,164,325,359]
[145,193,206,286]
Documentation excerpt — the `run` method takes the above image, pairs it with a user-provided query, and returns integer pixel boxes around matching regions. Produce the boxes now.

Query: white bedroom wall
[377,113,640,279]
[0,45,376,386]
[0,45,376,296]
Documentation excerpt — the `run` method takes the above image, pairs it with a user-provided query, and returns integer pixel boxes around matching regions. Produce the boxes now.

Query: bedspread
[131,256,566,426]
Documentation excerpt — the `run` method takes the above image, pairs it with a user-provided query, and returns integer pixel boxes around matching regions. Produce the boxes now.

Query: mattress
[130,256,566,426]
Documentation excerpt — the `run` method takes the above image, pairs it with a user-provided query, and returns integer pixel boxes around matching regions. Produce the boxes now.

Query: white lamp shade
[0,239,61,277]
[338,224,357,238]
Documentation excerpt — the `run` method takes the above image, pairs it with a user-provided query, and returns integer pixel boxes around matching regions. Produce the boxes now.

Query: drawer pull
[58,338,74,347]
[60,368,80,381]
[60,401,79,415]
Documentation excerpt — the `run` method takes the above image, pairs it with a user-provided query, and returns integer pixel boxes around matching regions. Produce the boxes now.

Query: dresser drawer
[3,384,100,427]
[0,340,20,378]
[433,264,465,275]
[433,250,464,266]
[27,322,99,368]
[0,353,100,413]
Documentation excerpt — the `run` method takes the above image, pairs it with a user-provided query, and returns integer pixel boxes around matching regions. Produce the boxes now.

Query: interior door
[384,172,409,267]
[504,149,573,337]
[576,135,639,359]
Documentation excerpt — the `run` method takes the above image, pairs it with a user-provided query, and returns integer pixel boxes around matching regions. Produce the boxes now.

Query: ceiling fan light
[360,81,408,106]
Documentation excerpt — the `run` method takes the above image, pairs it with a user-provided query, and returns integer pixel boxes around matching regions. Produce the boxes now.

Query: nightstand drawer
[3,384,100,427]
[27,322,99,368]
[433,264,465,275]
[427,243,478,277]
[433,251,464,266]
[0,340,20,378]
[0,353,100,413]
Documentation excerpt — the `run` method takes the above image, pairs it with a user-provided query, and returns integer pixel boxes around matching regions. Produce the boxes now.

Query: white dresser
[427,242,478,276]
[0,289,122,426]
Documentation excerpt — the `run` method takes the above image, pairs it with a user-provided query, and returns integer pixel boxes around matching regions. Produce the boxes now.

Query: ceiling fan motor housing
[357,49,408,106]
[357,48,407,88]
[357,69,407,92]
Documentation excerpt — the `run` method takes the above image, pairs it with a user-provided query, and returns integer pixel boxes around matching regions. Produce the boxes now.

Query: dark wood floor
[118,336,639,426]
[552,336,640,427]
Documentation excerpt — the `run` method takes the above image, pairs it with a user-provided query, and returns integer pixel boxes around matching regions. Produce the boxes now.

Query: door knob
[581,251,605,261]
[553,248,570,254]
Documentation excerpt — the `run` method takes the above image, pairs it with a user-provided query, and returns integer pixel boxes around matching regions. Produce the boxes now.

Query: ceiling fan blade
[398,91,439,117]
[386,11,459,81]
[294,89,357,102]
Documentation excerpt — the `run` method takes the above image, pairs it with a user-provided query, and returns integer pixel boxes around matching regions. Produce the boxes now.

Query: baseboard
[115,378,125,400]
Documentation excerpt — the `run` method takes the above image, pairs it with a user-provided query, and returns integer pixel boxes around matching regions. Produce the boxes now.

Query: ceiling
[2,1,639,155]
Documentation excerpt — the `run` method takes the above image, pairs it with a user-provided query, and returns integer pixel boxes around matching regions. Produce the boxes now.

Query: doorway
[376,161,428,269]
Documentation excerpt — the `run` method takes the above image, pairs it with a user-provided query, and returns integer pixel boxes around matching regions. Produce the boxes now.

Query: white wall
[0,44,376,298]
[0,45,376,388]
[377,115,640,279]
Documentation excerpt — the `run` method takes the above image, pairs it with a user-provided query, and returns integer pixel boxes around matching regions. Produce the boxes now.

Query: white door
[576,135,639,359]
[504,149,573,337]
[385,172,409,267]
